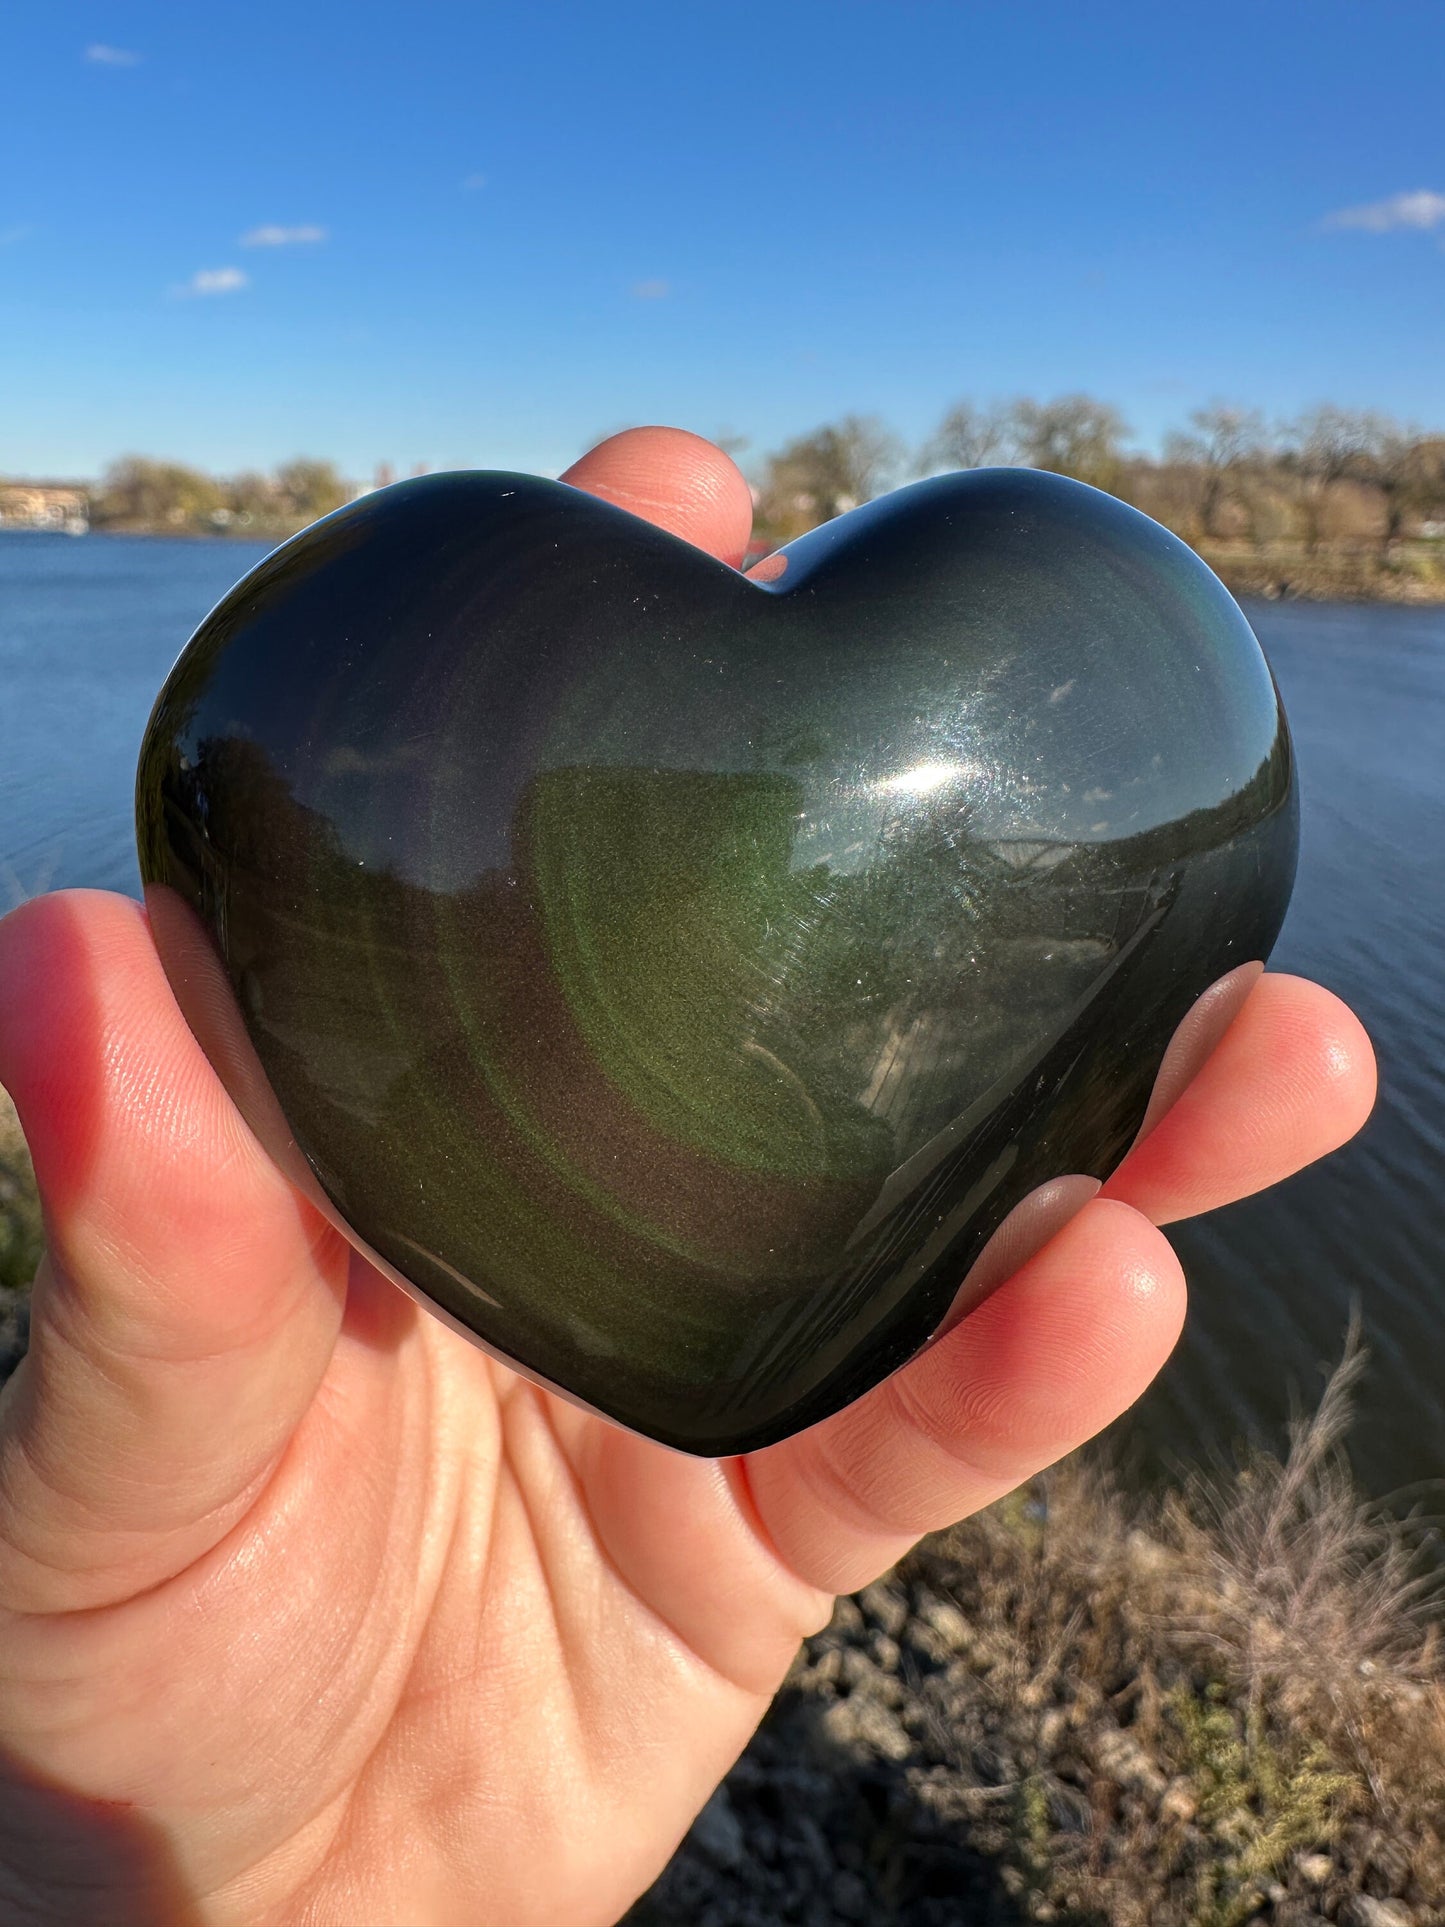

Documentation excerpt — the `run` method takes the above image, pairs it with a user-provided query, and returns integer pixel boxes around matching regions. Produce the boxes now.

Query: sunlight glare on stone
[876,759,974,797]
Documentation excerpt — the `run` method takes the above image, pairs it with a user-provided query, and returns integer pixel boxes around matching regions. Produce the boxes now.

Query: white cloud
[178,266,249,297]
[85,43,141,66]
[241,224,327,247]
[461,173,487,192]
[631,278,671,299]
[1322,189,1445,233]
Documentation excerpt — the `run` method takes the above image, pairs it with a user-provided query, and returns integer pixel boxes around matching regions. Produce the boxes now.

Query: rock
[1296,1852,1334,1886]
[915,1594,973,1651]
[830,1870,870,1921]
[688,1787,746,1871]
[1036,1707,1067,1755]
[1159,1776,1198,1825]
[1043,1777,1092,1835]
[838,1647,876,1693]
[1340,1899,1414,1927]
[792,1815,834,1881]
[1125,1527,1173,1574]
[822,1694,912,1763]
[901,1620,951,1667]
[971,1739,1017,1786]
[1089,1727,1168,1802]
[857,1580,909,1639]
[827,1595,865,1643]
[1365,1836,1413,1896]
[867,1631,901,1673]
[724,1751,763,1792]
[873,1669,906,1710]
[809,1646,842,1689]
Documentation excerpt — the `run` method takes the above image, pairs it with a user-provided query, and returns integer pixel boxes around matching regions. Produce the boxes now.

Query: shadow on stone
[625,1585,1039,1927]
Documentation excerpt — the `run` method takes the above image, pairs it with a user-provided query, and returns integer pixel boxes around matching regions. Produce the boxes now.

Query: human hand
[0,429,1375,1926]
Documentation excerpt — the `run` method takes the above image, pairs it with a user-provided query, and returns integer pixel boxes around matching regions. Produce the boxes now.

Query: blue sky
[3,1,1443,483]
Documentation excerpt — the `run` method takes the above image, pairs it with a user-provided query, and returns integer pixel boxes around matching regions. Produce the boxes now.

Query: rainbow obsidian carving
[136,468,1297,1453]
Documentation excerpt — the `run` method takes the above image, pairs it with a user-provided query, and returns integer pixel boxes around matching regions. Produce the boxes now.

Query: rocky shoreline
[628,1364,1444,1927]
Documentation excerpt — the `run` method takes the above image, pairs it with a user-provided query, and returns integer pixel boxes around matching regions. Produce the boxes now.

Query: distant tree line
[41,403,1445,596]
[90,456,351,537]
[749,400,1445,583]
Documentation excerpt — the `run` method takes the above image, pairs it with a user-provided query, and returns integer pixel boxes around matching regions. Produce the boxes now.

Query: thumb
[0,890,349,1614]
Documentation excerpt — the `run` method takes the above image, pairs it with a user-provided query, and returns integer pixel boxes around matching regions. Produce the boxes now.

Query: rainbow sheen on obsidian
[136,468,1296,1453]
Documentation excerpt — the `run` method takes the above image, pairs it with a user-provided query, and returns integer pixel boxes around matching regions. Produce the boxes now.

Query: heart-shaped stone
[136,467,1296,1453]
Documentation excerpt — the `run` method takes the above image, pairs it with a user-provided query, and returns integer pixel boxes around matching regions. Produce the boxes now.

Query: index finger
[561,427,754,566]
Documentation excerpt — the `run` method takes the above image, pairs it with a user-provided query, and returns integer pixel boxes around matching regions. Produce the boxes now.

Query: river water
[1,531,1441,1500]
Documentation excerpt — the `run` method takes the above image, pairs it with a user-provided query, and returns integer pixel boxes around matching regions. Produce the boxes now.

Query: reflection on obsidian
[147,731,1291,1446]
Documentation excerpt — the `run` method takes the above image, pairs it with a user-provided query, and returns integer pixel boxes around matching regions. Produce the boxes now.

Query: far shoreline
[1201,543,1445,607]
[4,523,1444,608]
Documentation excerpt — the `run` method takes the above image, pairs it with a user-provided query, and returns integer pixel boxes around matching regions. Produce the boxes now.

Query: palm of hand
[6,1238,823,1926]
[0,430,1374,1927]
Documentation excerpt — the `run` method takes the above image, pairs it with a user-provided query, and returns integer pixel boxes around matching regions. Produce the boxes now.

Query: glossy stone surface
[136,468,1297,1454]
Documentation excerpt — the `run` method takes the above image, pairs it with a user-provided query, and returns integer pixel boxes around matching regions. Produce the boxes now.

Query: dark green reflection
[137,468,1296,1452]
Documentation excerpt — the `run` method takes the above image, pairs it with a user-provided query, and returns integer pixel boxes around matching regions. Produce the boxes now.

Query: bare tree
[1363,425,1445,551]
[921,400,1013,474]
[754,416,904,539]
[274,458,349,525]
[1006,394,1129,494]
[1163,404,1267,539]
[1280,406,1380,551]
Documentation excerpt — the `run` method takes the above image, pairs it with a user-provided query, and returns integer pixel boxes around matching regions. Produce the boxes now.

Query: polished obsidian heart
[136,468,1296,1453]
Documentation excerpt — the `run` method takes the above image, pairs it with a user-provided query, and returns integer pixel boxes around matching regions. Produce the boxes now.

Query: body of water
[1,531,1441,1498]
[0,533,275,899]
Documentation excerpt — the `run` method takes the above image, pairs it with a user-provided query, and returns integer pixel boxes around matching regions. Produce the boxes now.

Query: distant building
[0,481,90,535]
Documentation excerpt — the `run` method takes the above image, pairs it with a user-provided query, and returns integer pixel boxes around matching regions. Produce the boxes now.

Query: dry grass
[896,1330,1445,1922]
[636,1335,1445,1925]
[1163,1321,1443,1805]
